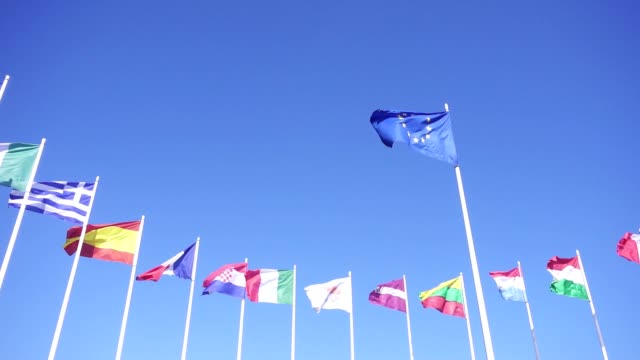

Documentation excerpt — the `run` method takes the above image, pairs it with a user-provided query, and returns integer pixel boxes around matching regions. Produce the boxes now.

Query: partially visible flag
[0,143,39,191]
[304,277,352,313]
[489,267,526,302]
[202,263,247,298]
[419,276,465,318]
[64,220,141,265]
[370,110,458,165]
[368,278,406,312]
[245,269,294,305]
[547,256,588,300]
[617,232,640,264]
[136,242,197,282]
[9,181,95,224]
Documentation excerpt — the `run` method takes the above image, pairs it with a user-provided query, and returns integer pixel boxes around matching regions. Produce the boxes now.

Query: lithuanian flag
[64,220,141,265]
[419,276,465,318]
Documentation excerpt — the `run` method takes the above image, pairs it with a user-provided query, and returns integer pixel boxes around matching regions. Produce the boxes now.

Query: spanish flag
[64,221,141,265]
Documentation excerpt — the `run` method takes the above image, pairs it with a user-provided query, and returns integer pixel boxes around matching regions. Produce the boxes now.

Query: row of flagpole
[0,75,612,360]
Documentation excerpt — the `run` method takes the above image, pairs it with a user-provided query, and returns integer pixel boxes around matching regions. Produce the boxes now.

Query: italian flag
[0,143,39,191]
[245,269,294,305]
[547,256,589,300]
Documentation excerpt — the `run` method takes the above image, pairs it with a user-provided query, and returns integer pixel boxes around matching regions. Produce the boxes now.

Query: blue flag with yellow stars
[370,109,458,165]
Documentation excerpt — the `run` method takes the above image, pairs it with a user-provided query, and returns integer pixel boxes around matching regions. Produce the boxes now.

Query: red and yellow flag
[64,220,141,265]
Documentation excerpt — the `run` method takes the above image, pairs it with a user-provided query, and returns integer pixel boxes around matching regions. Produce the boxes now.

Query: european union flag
[370,109,458,165]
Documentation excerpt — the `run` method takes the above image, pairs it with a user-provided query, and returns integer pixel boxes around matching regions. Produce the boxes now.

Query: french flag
[489,267,526,302]
[202,262,247,298]
[136,242,197,282]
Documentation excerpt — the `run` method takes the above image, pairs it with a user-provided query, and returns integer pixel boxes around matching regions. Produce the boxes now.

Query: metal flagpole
[447,102,495,360]
[460,273,476,360]
[518,261,540,360]
[181,237,200,360]
[0,137,47,292]
[48,176,100,360]
[402,275,415,360]
[0,75,10,103]
[576,250,608,360]
[348,271,355,360]
[115,215,145,360]
[237,257,248,360]
[290,264,297,360]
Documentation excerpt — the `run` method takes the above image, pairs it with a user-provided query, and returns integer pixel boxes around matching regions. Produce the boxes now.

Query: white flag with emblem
[304,276,352,313]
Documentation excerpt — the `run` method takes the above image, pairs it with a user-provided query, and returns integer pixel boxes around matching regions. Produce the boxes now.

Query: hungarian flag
[136,242,197,281]
[617,232,640,264]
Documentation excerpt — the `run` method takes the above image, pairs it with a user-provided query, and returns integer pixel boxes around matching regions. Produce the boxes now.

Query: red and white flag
[617,232,640,264]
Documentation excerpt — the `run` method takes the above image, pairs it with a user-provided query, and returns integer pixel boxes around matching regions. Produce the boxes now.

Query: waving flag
[489,267,526,302]
[617,232,640,264]
[304,277,352,313]
[64,220,141,265]
[136,242,196,282]
[202,262,247,298]
[370,110,458,165]
[0,143,39,191]
[547,256,588,300]
[368,278,406,312]
[245,269,294,305]
[419,276,465,318]
[9,181,94,224]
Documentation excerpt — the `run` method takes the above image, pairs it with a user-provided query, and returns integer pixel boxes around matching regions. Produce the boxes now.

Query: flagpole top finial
[444,103,449,112]
[3,75,9,81]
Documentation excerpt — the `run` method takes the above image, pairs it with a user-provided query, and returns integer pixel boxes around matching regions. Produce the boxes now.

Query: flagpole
[576,250,608,360]
[447,102,495,360]
[115,215,145,360]
[0,137,46,292]
[290,264,297,360]
[237,257,248,360]
[180,237,200,360]
[47,176,100,360]
[0,75,10,103]
[460,273,476,360]
[402,275,415,360]
[348,271,355,360]
[518,261,540,360]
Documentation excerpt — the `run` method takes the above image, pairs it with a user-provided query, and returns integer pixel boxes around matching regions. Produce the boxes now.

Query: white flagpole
[460,273,476,360]
[48,176,100,360]
[181,237,200,360]
[348,271,355,360]
[576,250,608,360]
[447,102,495,360]
[115,215,145,360]
[0,137,47,292]
[237,257,248,360]
[290,264,297,360]
[518,261,540,360]
[402,275,415,360]
[0,75,10,103]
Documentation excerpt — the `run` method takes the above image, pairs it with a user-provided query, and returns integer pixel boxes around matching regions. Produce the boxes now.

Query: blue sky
[1,1,639,359]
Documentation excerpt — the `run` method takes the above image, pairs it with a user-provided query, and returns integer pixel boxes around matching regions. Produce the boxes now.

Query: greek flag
[9,181,95,224]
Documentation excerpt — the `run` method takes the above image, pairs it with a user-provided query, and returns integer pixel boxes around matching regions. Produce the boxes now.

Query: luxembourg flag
[202,262,248,298]
[136,242,197,282]
[489,267,526,302]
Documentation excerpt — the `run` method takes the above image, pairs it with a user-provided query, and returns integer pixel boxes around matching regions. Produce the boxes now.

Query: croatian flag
[202,262,247,298]
[136,242,197,282]
[489,267,526,302]
[368,278,407,312]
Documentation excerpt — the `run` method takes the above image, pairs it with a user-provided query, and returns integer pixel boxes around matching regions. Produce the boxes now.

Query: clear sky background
[1,1,639,359]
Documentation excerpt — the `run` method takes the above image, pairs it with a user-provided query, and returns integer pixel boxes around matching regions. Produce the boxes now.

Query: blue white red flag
[489,267,526,302]
[136,242,197,282]
[202,262,247,298]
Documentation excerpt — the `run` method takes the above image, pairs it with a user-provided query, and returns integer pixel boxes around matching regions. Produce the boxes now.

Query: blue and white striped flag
[9,181,95,224]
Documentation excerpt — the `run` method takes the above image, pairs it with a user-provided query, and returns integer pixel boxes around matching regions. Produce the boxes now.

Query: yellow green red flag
[419,276,465,318]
